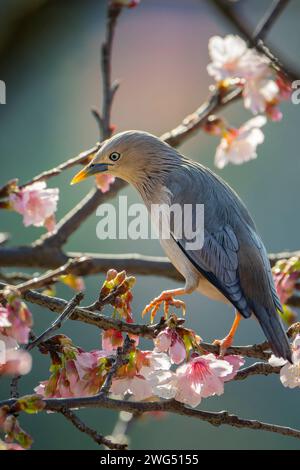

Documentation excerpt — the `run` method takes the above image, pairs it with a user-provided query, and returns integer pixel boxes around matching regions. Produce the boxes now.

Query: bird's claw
[213,336,233,357]
[142,293,186,322]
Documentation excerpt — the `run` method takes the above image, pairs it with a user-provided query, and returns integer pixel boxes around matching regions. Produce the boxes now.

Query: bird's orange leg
[213,311,242,357]
[142,288,187,322]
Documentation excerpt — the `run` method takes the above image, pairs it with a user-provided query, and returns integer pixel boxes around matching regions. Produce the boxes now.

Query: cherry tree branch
[1,279,298,361]
[99,4,122,139]
[160,87,241,147]
[1,249,299,308]
[2,394,300,442]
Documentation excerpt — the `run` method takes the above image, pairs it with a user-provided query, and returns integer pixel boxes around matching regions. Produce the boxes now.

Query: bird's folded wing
[248,230,283,313]
[171,224,252,318]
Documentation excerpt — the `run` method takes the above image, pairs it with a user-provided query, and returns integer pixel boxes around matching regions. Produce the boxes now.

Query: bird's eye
[109,152,121,162]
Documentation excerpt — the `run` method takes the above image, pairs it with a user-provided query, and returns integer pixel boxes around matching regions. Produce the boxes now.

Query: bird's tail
[252,302,292,363]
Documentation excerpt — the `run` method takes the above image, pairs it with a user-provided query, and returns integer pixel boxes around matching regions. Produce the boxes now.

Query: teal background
[0,0,299,450]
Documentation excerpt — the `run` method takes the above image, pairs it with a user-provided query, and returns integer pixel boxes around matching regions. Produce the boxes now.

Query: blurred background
[0,0,299,450]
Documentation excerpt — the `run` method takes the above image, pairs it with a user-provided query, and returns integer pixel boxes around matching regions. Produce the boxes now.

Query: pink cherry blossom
[110,376,153,401]
[0,307,11,328]
[154,328,186,364]
[207,35,287,117]
[177,354,233,401]
[215,116,266,169]
[35,349,110,398]
[265,101,283,122]
[0,299,33,344]
[0,334,32,376]
[140,351,171,378]
[207,35,248,81]
[273,271,298,305]
[243,76,279,115]
[9,181,59,231]
[110,351,171,401]
[152,353,235,408]
[269,335,300,389]
[222,355,245,381]
[95,174,115,193]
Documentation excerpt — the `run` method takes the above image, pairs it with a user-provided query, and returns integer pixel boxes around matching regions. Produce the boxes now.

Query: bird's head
[70,130,181,187]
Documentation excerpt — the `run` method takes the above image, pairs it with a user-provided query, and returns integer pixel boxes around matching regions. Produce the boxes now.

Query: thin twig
[60,407,127,450]
[99,336,134,396]
[20,145,100,188]
[253,0,290,41]
[27,292,84,351]
[0,271,32,283]
[38,180,127,248]
[5,258,89,295]
[100,4,122,139]
[9,295,84,397]
[161,86,241,148]
[234,362,281,381]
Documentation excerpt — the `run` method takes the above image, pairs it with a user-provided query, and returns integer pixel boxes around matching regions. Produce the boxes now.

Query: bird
[71,130,292,361]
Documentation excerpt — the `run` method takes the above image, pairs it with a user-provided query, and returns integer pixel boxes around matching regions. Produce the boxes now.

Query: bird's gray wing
[248,230,283,313]
[165,163,288,357]
[164,165,252,317]
[171,225,252,318]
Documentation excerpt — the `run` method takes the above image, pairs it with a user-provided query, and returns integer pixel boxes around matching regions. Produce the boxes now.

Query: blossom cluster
[269,334,300,389]
[9,181,59,232]
[0,406,32,450]
[34,335,112,398]
[33,286,245,408]
[0,396,44,450]
[273,256,300,325]
[205,35,291,168]
[0,290,32,377]
[35,269,138,397]
[34,330,245,408]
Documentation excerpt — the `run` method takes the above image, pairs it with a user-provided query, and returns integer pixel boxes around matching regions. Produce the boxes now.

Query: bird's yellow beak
[70,167,90,185]
[70,163,110,185]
